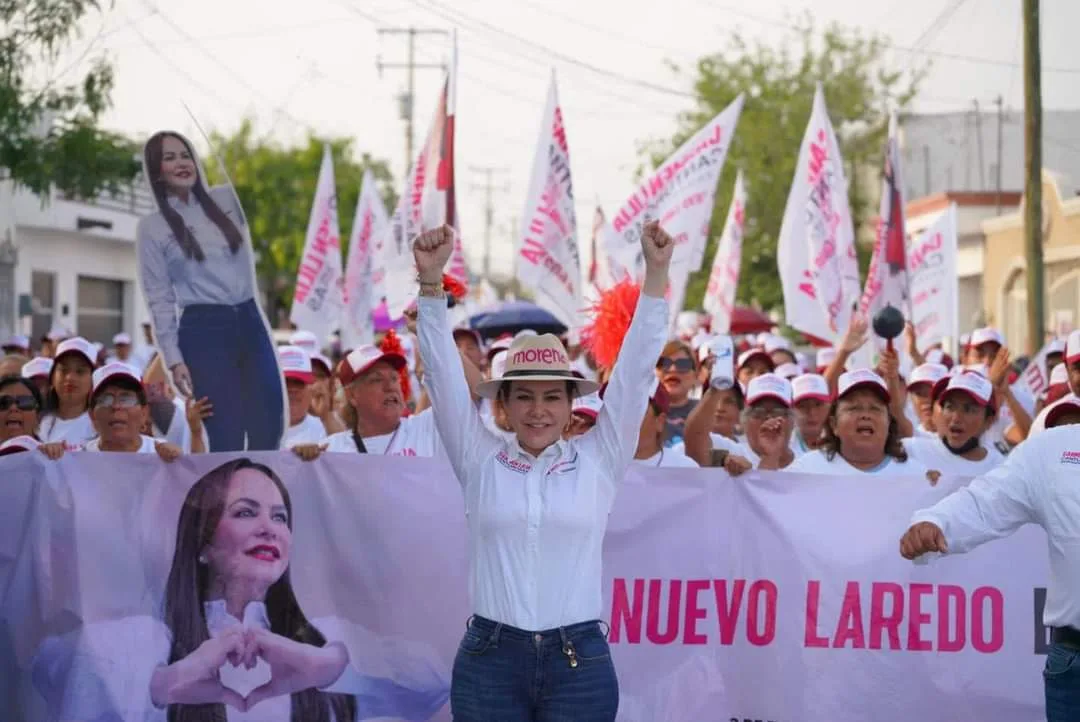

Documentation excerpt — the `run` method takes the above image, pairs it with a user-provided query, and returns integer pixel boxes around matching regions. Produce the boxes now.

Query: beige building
[981,171,1080,351]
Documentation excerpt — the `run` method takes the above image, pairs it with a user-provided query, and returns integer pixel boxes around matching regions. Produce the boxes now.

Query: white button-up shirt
[912,426,1080,628]
[418,293,668,631]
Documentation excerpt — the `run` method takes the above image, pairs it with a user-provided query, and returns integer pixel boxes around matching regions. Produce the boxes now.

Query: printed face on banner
[138,130,286,452]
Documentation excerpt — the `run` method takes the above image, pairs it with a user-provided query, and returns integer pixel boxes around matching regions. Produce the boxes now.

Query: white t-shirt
[902,436,1006,476]
[82,435,158,453]
[280,414,328,448]
[710,433,760,466]
[323,409,443,458]
[635,446,700,468]
[786,449,930,476]
[39,412,96,446]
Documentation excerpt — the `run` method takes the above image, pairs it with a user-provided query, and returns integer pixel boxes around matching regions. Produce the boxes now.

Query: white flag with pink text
[340,169,388,350]
[907,203,959,353]
[290,144,344,340]
[516,71,582,327]
[777,85,861,343]
[702,170,746,333]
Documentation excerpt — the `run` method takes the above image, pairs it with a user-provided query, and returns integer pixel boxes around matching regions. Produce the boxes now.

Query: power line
[907,0,969,57]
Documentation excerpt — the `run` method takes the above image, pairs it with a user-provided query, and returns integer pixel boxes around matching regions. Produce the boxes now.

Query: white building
[0,181,153,349]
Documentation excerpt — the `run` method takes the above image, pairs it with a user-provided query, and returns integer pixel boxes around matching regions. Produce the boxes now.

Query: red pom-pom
[379,329,412,403]
[580,279,641,370]
[442,274,468,300]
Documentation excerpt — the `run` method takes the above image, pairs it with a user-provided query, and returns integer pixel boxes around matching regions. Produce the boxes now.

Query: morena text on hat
[512,347,568,366]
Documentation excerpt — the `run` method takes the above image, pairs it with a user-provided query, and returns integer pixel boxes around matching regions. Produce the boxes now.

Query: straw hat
[476,334,599,400]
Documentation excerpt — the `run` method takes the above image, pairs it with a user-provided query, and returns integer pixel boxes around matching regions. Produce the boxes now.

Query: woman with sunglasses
[0,375,69,459]
[654,341,699,448]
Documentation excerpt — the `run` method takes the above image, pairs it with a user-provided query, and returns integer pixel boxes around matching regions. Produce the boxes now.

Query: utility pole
[375,27,448,167]
[1023,0,1044,354]
[973,99,986,189]
[995,95,1004,214]
[469,166,511,281]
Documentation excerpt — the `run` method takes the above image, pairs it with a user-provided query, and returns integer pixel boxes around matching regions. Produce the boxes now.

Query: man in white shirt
[278,345,328,448]
[84,363,180,460]
[1030,330,1080,437]
[105,332,140,370]
[900,426,1080,720]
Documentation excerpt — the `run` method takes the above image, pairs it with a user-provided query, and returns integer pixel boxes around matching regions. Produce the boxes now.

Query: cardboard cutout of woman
[137,131,285,451]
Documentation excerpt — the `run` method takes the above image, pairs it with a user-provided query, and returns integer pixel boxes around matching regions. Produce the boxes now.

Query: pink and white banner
[290,144,344,339]
[778,85,862,343]
[340,169,388,350]
[1,452,1047,721]
[860,112,911,344]
[702,170,746,334]
[601,95,744,310]
[517,71,582,328]
[908,203,960,353]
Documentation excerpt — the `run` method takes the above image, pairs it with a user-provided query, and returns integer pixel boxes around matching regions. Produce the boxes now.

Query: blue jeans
[450,615,618,722]
[178,299,284,451]
[1045,642,1080,721]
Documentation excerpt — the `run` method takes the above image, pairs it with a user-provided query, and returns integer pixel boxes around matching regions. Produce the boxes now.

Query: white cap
[289,330,319,353]
[745,373,793,407]
[1046,398,1080,427]
[970,327,1005,348]
[764,335,792,354]
[1067,330,1080,364]
[676,311,700,337]
[91,362,143,394]
[310,352,332,374]
[795,352,811,372]
[934,371,994,408]
[21,357,53,379]
[46,325,71,342]
[54,336,97,366]
[0,435,42,456]
[572,393,603,420]
[774,362,801,380]
[816,348,838,369]
[792,374,831,403]
[278,345,314,383]
[338,345,405,385]
[489,349,509,380]
[962,363,990,379]
[1047,338,1066,356]
[2,334,30,351]
[925,348,949,366]
[112,332,132,346]
[908,363,949,389]
[486,336,513,361]
[1049,362,1069,388]
[837,369,890,402]
[737,348,774,371]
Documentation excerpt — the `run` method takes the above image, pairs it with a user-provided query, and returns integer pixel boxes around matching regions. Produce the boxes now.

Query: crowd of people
[2,219,1079,720]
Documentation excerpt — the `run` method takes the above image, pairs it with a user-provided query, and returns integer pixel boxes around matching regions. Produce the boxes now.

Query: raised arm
[414,226,501,485]
[581,220,671,481]
[684,388,721,466]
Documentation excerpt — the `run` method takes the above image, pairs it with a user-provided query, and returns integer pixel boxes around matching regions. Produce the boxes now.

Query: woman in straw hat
[413,221,672,721]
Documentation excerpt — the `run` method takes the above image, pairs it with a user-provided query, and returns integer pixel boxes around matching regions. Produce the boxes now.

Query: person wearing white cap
[899,426,1080,721]
[1043,397,1080,428]
[289,329,319,355]
[39,337,98,445]
[774,362,801,381]
[906,363,950,438]
[966,326,1005,366]
[687,374,796,472]
[413,222,671,720]
[278,345,328,448]
[736,347,774,386]
[764,335,797,367]
[902,371,1005,476]
[82,363,180,460]
[1029,330,1080,437]
[20,357,53,401]
[815,347,838,375]
[137,130,284,453]
[0,351,29,379]
[790,374,832,454]
[0,372,67,460]
[1,334,30,355]
[788,369,929,476]
[106,332,136,367]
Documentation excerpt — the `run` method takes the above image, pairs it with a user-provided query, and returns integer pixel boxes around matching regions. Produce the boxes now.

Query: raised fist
[413,225,455,282]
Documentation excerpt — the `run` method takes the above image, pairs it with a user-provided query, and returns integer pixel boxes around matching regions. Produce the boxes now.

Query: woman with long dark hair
[38,336,97,445]
[137,131,284,451]
[29,458,449,721]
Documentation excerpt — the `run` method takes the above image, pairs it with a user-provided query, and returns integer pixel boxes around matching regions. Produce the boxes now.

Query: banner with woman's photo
[0,454,1048,721]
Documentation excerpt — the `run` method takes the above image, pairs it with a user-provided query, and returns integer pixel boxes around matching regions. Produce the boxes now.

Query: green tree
[646,19,923,317]
[204,120,397,325]
[1,0,139,198]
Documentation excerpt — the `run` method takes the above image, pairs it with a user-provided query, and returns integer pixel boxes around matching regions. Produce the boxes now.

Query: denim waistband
[180,298,260,322]
[466,615,607,645]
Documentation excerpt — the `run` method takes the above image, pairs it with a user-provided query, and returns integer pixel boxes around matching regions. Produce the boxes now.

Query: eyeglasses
[656,357,694,373]
[837,404,888,416]
[93,393,142,410]
[0,395,38,412]
[746,407,791,420]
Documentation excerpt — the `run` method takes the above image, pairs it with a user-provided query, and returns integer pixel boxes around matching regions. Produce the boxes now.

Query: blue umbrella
[472,302,567,339]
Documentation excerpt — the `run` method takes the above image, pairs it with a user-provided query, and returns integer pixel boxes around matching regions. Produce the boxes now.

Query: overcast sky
[51,0,1079,278]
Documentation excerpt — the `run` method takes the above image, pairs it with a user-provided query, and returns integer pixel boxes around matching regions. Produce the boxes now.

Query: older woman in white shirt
[414,222,671,721]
